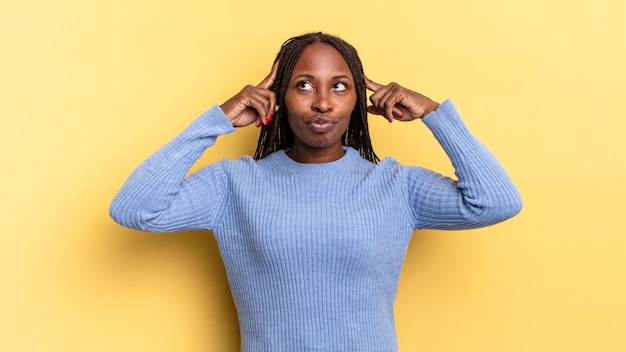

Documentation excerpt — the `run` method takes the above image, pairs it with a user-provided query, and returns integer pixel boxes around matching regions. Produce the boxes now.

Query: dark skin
[366,78,440,123]
[220,60,279,128]
[282,43,356,163]
[220,43,440,164]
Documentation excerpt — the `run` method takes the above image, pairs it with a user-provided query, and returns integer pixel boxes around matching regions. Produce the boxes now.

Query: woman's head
[254,32,379,163]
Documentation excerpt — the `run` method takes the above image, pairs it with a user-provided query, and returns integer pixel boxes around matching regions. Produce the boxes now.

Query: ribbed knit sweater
[110,99,522,351]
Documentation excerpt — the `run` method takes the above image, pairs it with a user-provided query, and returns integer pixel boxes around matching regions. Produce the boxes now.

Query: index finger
[365,76,384,92]
[258,60,279,89]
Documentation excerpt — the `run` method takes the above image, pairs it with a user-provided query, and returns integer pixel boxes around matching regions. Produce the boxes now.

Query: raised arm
[366,77,522,230]
[109,107,236,232]
[110,63,279,232]
[405,100,522,230]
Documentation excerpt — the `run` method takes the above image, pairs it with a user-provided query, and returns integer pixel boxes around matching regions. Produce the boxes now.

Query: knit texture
[110,99,522,351]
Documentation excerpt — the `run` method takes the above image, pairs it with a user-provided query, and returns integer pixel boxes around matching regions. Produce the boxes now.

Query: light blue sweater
[110,99,522,351]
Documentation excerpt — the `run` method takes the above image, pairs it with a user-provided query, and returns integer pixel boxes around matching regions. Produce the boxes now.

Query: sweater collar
[265,147,365,175]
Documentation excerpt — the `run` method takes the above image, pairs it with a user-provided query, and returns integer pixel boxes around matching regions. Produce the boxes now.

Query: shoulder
[359,155,423,186]
[219,155,261,174]
[373,157,446,188]
[188,155,257,180]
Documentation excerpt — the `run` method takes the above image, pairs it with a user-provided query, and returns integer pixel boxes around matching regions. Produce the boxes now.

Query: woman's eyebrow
[291,73,353,81]
[292,73,315,80]
[332,74,353,80]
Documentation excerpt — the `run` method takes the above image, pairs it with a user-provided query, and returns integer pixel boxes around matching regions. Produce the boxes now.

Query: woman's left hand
[366,77,440,122]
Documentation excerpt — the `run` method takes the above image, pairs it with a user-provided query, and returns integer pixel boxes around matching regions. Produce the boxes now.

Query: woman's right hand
[220,61,279,128]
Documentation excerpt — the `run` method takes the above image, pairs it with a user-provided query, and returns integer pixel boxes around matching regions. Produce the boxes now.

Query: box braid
[253,32,379,163]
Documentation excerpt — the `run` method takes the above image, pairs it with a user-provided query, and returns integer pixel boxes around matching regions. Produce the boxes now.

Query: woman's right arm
[109,106,236,232]
[110,64,278,232]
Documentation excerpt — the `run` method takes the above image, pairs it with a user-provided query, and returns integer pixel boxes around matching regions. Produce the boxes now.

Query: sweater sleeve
[404,99,522,230]
[109,105,236,232]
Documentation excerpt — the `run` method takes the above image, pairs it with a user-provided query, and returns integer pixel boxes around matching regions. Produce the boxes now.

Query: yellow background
[2,0,625,350]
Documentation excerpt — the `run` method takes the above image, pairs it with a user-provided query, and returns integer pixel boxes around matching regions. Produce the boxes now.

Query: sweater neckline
[266,147,363,175]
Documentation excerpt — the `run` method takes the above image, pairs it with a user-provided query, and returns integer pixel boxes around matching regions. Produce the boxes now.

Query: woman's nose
[311,90,333,113]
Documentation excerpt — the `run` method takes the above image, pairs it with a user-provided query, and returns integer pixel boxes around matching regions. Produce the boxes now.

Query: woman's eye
[333,82,347,91]
[297,81,313,91]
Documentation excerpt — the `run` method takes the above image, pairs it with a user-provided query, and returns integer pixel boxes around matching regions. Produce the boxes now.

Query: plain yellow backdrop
[2,0,625,351]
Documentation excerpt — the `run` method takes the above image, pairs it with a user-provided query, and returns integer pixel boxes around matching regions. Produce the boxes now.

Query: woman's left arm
[408,100,522,229]
[367,78,522,230]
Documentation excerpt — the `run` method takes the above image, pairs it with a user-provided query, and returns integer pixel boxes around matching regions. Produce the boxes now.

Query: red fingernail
[266,114,273,124]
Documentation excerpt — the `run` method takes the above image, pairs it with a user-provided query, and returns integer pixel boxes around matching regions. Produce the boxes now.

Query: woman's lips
[308,117,335,132]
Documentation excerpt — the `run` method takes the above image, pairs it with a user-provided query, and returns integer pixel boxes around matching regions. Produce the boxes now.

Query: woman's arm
[366,78,521,230]
[110,63,279,232]
[109,107,236,232]
[404,100,522,230]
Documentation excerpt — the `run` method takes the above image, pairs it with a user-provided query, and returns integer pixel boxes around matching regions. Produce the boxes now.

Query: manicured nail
[266,114,273,124]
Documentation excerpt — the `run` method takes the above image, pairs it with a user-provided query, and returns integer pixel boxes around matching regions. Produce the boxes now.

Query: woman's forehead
[290,42,352,79]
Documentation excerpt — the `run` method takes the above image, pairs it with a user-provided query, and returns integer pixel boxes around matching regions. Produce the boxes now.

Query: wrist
[422,101,440,118]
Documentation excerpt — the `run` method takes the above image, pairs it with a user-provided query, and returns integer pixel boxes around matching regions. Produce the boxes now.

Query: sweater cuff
[196,104,237,136]
[421,99,459,128]
[420,99,475,146]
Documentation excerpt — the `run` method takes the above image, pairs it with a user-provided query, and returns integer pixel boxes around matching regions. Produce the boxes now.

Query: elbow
[109,198,144,231]
[462,189,523,228]
[483,190,523,225]
[508,193,523,218]
[502,184,523,219]
[109,200,131,229]
[109,198,171,232]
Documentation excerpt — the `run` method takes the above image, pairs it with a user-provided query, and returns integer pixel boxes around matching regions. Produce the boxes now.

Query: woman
[110,32,522,351]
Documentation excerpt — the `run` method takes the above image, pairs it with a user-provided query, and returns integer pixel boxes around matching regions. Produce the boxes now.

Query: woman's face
[284,42,356,161]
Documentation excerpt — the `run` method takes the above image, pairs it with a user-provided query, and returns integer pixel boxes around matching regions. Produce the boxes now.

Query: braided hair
[253,32,379,163]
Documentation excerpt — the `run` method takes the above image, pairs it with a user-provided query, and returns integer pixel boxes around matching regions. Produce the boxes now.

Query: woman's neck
[286,143,346,163]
